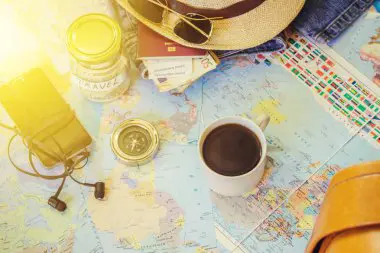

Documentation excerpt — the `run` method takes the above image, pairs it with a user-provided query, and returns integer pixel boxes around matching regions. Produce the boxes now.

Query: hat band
[168,0,266,19]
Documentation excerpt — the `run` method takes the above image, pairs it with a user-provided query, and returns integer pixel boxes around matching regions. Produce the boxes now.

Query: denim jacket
[217,0,374,59]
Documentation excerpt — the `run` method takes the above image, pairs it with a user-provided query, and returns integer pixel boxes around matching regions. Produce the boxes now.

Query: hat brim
[118,0,305,50]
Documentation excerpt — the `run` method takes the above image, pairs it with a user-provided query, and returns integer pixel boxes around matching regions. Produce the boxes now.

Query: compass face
[117,125,151,157]
[111,119,159,165]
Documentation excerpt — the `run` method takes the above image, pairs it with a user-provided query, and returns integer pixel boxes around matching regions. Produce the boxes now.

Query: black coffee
[202,124,262,177]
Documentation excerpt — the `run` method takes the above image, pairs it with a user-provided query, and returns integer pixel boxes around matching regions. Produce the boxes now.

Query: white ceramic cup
[198,115,270,196]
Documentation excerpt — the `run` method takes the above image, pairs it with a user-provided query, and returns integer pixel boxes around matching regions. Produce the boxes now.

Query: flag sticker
[292,68,300,75]
[320,55,328,61]
[269,32,380,148]
[313,49,321,55]
[326,60,335,67]
[319,82,327,88]
[288,38,296,44]
[350,88,357,95]
[306,80,313,86]
[358,104,366,112]
[344,93,352,100]
[331,82,339,90]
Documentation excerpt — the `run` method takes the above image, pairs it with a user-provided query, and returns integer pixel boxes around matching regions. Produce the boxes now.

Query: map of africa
[0,1,379,253]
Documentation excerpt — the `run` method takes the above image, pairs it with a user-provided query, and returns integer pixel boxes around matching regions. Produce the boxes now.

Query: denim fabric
[215,32,287,59]
[216,0,373,58]
[293,0,374,44]
[374,0,380,11]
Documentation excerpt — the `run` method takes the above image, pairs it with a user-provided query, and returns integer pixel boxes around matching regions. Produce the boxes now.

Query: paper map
[332,6,380,88]
[212,6,380,253]
[0,1,216,252]
[0,1,379,252]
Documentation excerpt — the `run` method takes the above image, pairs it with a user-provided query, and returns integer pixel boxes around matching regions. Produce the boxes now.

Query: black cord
[73,156,89,170]
[0,87,103,209]
[28,150,67,180]
[7,134,44,178]
[54,176,67,197]
[0,122,17,131]
[1,115,96,199]
[69,173,94,187]
[7,134,70,180]
[6,126,90,181]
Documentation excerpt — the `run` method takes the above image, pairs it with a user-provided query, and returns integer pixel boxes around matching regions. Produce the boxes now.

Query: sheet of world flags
[256,32,380,148]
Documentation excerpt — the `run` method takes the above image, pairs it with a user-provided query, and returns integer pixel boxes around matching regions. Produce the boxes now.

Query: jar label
[72,72,130,102]
[81,84,130,103]
[71,72,128,92]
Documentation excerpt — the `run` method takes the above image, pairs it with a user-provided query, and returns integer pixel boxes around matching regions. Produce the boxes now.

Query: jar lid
[66,13,122,64]
[111,119,160,166]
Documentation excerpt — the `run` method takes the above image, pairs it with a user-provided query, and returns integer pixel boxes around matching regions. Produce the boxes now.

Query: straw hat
[117,0,305,50]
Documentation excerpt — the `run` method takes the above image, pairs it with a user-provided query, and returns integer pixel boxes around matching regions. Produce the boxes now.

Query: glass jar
[66,13,130,102]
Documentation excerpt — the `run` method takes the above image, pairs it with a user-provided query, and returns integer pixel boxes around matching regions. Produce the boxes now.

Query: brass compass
[111,119,159,165]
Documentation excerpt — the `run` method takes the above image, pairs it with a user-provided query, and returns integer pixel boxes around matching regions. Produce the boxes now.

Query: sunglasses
[129,0,213,44]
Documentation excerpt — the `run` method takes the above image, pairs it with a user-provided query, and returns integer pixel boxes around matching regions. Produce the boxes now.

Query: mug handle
[256,114,271,131]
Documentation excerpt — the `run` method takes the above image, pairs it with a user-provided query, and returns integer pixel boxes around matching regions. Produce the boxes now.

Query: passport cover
[137,23,207,59]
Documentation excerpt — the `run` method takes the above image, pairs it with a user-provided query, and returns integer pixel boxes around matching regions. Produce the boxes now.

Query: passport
[137,23,207,60]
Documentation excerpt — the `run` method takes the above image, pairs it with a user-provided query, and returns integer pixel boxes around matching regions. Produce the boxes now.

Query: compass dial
[118,125,151,156]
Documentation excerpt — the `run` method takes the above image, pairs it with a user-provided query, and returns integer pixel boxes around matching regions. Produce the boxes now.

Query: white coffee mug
[198,115,270,196]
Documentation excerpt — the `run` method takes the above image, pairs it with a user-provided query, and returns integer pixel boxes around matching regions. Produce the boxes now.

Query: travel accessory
[306,161,380,253]
[129,0,214,45]
[118,0,305,50]
[111,119,160,166]
[67,13,131,102]
[137,23,207,60]
[0,69,105,212]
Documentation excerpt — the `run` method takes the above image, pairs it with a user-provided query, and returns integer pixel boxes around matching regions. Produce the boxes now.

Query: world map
[0,1,379,253]
[332,5,380,88]
[214,6,380,252]
[0,1,216,252]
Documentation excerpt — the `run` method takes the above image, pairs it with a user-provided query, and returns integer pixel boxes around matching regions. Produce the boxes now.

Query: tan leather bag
[306,161,380,253]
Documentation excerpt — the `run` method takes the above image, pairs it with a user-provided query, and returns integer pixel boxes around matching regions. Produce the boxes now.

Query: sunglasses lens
[129,0,165,23]
[174,14,212,44]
